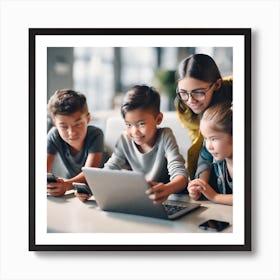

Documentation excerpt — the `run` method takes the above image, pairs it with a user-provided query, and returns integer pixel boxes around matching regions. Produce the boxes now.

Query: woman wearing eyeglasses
[175,53,232,182]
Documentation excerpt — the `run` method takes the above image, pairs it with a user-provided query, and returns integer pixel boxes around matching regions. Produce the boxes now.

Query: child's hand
[146,181,170,204]
[75,192,91,202]
[188,178,219,202]
[198,179,218,202]
[188,178,232,205]
[187,179,206,200]
[47,178,69,196]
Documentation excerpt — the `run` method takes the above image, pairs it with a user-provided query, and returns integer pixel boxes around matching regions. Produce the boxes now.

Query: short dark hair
[47,89,88,119]
[121,85,160,118]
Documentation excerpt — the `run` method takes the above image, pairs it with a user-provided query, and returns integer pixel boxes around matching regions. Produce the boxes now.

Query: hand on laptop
[146,181,170,204]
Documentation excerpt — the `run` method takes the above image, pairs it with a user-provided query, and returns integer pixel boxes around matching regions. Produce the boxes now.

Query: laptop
[82,167,200,220]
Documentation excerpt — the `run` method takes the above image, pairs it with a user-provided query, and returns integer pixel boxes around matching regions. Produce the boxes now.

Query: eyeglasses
[176,82,215,101]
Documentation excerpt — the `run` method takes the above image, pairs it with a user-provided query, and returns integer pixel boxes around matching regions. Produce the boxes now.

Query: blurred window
[73,47,232,114]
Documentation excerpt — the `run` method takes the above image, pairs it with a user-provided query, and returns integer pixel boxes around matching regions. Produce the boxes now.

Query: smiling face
[200,118,233,161]
[177,77,218,114]
[53,111,90,152]
[124,108,163,153]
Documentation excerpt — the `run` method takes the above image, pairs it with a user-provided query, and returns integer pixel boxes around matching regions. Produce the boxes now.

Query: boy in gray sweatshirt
[79,85,188,204]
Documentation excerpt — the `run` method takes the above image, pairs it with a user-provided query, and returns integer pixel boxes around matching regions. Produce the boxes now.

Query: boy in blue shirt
[47,89,104,196]
[78,85,188,204]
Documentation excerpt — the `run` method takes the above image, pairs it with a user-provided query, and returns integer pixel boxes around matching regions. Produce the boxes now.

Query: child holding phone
[187,102,233,205]
[47,89,104,196]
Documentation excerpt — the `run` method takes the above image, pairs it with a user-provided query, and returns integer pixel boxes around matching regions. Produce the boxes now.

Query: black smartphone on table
[199,219,230,232]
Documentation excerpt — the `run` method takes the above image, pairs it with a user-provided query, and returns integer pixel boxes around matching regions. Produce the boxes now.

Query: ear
[155,112,163,125]
[215,78,222,90]
[86,113,91,124]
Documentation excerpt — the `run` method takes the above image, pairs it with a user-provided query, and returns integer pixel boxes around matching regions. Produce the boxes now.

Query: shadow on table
[47,192,76,204]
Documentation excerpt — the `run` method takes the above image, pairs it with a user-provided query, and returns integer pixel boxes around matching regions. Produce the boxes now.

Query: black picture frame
[29,28,251,251]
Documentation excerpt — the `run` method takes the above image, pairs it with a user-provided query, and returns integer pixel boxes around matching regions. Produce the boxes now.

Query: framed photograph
[29,28,251,251]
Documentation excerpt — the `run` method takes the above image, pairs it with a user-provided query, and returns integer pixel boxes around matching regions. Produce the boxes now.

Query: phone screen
[47,173,57,183]
[199,219,230,232]
[72,183,92,195]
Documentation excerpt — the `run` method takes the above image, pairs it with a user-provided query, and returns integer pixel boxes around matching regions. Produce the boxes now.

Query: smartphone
[199,219,230,232]
[47,173,57,183]
[72,182,92,195]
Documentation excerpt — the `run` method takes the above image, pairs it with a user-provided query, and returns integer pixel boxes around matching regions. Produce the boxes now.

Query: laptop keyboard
[162,202,188,216]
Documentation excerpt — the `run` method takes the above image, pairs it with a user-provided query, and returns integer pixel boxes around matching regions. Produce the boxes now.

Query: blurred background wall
[47,47,232,129]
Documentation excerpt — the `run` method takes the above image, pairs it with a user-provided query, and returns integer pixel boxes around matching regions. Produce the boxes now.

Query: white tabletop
[47,192,233,233]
